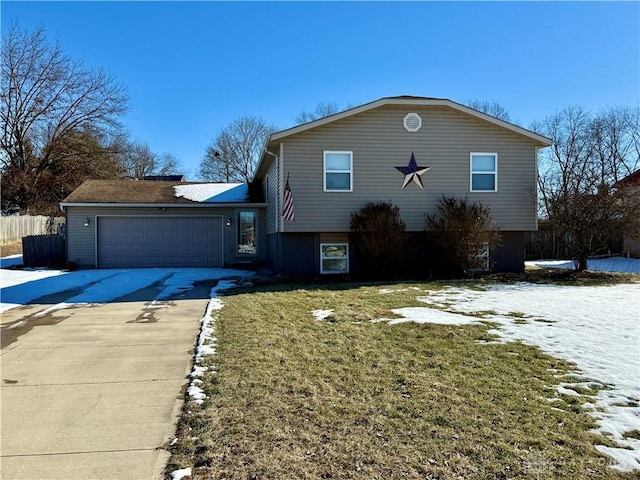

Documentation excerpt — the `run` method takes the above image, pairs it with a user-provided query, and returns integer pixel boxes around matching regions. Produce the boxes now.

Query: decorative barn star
[395,152,430,189]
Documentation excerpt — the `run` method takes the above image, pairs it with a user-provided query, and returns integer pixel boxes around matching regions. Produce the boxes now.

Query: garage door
[97,216,223,268]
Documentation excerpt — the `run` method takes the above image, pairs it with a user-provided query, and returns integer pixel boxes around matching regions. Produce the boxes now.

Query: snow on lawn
[0,266,254,313]
[186,280,236,405]
[381,281,640,472]
[527,256,640,274]
[174,278,242,478]
[312,309,334,321]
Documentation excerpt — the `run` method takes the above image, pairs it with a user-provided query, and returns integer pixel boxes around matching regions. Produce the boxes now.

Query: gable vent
[403,112,422,132]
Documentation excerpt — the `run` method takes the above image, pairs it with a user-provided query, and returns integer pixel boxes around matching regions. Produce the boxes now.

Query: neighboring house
[62,96,552,274]
[61,180,266,268]
[614,169,640,258]
[253,96,552,275]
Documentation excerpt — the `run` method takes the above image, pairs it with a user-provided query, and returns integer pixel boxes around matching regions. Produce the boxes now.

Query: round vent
[403,112,422,132]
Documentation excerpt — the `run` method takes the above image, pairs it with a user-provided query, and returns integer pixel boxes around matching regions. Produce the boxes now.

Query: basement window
[320,243,349,274]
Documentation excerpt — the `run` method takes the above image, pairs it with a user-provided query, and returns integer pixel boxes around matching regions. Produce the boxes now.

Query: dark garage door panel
[98,217,223,268]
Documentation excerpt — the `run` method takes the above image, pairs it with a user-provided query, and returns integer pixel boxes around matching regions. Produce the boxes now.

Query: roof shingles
[62,180,239,204]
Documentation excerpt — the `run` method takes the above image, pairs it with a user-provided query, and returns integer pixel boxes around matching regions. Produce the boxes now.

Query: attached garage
[61,180,267,269]
[97,216,223,268]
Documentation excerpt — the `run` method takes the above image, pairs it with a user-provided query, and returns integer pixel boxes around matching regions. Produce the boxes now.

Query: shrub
[425,196,501,277]
[350,201,406,279]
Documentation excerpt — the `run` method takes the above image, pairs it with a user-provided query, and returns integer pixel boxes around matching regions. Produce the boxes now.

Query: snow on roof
[173,183,248,203]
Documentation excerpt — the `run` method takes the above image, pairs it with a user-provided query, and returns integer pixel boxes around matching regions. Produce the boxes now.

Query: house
[61,96,552,274]
[61,180,267,268]
[614,169,640,257]
[253,96,552,275]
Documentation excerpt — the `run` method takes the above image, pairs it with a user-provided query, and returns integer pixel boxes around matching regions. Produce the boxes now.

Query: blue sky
[2,1,639,179]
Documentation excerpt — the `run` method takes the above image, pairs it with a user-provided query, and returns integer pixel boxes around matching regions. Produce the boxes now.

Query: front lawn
[168,281,636,479]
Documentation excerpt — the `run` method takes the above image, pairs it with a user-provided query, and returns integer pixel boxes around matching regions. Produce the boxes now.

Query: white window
[324,151,353,192]
[470,153,497,192]
[320,243,349,274]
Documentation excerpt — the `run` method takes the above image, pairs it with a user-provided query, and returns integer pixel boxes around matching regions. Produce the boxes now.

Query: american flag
[282,174,295,222]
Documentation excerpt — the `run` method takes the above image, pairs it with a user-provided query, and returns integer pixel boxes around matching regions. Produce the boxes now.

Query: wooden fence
[22,235,66,268]
[0,216,65,244]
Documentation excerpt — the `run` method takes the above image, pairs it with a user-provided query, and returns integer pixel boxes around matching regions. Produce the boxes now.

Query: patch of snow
[187,384,206,405]
[169,467,192,480]
[527,256,640,274]
[312,309,333,321]
[174,183,247,203]
[33,302,77,317]
[596,445,640,473]
[379,287,421,294]
[410,282,640,472]
[188,277,251,405]
[190,365,207,378]
[380,307,481,326]
[0,254,23,268]
[0,267,253,313]
[556,385,581,396]
[0,269,66,290]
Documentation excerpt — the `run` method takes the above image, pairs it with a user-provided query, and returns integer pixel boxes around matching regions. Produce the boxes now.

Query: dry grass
[0,241,22,257]
[167,282,635,479]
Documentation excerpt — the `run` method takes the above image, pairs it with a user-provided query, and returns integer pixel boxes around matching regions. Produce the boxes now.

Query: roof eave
[253,96,552,180]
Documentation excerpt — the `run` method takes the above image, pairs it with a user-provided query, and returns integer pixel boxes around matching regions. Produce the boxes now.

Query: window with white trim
[470,153,497,192]
[320,243,349,274]
[324,151,353,192]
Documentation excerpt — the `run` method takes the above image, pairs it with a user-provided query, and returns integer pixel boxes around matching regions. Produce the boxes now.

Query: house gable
[259,102,549,234]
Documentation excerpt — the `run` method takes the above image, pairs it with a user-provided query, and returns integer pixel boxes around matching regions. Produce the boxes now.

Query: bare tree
[199,116,276,183]
[533,105,640,270]
[117,138,182,180]
[464,99,513,123]
[294,101,341,125]
[1,129,122,215]
[155,153,180,177]
[1,24,128,172]
[0,24,128,212]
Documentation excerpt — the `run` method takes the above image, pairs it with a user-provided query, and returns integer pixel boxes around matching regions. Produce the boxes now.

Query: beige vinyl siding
[265,158,279,234]
[279,105,539,233]
[319,232,349,242]
[66,206,266,268]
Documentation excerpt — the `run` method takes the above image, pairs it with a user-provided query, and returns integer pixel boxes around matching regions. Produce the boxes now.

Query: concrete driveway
[1,284,211,479]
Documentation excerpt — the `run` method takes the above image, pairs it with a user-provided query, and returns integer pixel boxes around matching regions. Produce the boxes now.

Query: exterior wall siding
[279,105,539,233]
[265,158,279,234]
[65,206,267,268]
[492,232,526,273]
[276,233,318,276]
[270,231,524,276]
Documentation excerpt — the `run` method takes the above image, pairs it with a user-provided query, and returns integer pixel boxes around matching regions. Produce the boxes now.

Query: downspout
[59,204,68,266]
[263,148,279,272]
